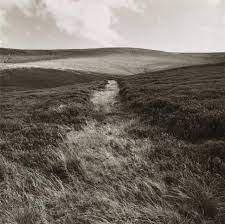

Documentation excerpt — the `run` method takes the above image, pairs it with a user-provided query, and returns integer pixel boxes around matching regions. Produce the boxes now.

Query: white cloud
[207,0,221,5]
[222,15,225,25]
[0,0,34,47]
[0,9,7,47]
[0,0,223,51]
[0,0,144,46]
[0,0,33,13]
[42,0,144,46]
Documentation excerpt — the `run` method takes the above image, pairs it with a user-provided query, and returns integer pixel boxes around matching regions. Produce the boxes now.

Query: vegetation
[0,54,225,223]
[119,63,225,142]
[0,68,113,90]
[1,47,225,75]
[117,63,225,223]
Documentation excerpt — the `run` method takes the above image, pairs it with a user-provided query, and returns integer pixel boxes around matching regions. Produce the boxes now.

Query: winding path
[90,80,119,113]
[66,80,121,144]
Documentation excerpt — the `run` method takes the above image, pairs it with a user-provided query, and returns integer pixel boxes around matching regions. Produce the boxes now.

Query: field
[1,48,225,75]
[0,48,225,223]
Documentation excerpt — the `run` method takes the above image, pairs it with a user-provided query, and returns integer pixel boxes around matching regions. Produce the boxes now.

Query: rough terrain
[0,48,225,223]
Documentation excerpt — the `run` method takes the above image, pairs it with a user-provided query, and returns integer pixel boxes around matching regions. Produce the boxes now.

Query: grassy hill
[117,63,225,223]
[119,63,225,142]
[1,47,225,75]
[1,48,225,223]
[0,67,114,90]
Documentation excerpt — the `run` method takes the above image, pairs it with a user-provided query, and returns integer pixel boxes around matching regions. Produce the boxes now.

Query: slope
[1,47,225,75]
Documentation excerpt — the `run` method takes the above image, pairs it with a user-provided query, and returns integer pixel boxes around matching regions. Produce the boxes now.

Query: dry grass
[115,63,225,223]
[1,114,225,223]
[1,59,225,223]
[119,63,225,142]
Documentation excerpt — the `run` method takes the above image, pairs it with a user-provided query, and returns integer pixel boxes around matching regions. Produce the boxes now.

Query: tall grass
[1,115,225,223]
[116,63,225,223]
[119,63,225,142]
[1,63,225,223]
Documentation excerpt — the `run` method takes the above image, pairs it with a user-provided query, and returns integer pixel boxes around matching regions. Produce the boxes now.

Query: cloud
[0,0,33,14]
[207,0,221,5]
[0,0,144,46]
[42,0,144,46]
[0,0,145,47]
[0,0,223,51]
[0,0,35,46]
[0,9,7,46]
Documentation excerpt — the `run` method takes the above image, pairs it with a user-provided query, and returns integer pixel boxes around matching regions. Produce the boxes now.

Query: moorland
[0,47,225,223]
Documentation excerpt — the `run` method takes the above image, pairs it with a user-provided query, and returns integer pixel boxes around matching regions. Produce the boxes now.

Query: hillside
[0,68,114,90]
[1,47,225,75]
[119,63,225,142]
[0,48,225,223]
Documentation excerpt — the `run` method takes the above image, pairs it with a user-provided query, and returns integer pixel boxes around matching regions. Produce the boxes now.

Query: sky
[0,0,224,52]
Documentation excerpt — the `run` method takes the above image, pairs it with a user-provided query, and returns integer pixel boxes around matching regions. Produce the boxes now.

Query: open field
[1,48,225,75]
[0,48,225,223]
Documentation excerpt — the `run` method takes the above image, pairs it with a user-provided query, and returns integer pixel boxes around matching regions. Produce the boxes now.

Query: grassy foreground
[0,62,225,223]
[0,71,109,223]
[118,63,225,223]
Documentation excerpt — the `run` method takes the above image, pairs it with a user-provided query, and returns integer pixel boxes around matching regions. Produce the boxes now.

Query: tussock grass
[119,63,225,142]
[117,63,225,223]
[1,114,225,223]
[1,62,225,223]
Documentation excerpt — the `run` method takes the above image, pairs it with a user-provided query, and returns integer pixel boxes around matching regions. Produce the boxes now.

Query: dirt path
[66,80,123,144]
[65,80,150,184]
[90,80,119,113]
